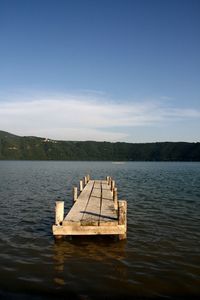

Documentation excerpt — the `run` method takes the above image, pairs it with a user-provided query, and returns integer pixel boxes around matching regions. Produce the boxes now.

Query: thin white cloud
[0,94,199,141]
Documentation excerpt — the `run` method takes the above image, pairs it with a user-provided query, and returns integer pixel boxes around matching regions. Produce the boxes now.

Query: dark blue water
[0,161,200,299]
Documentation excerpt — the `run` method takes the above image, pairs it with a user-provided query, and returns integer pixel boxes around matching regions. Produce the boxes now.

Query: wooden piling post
[87,174,90,182]
[73,187,78,203]
[111,180,115,192]
[118,200,127,240]
[80,180,83,192]
[55,200,64,225]
[108,176,112,186]
[113,187,118,210]
[83,176,87,187]
[106,176,109,183]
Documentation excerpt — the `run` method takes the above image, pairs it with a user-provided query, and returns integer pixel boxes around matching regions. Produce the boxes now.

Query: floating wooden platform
[52,176,127,240]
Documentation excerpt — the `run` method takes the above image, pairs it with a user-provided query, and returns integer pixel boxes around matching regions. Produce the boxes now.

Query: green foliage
[0,130,199,161]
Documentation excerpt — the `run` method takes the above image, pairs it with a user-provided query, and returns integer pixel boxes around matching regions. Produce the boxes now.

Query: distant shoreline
[0,160,200,163]
[0,130,199,161]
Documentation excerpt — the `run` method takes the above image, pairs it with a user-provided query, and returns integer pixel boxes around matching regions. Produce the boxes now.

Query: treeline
[0,130,199,161]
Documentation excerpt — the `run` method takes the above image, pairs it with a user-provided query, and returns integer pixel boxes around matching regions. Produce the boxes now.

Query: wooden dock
[52,176,127,240]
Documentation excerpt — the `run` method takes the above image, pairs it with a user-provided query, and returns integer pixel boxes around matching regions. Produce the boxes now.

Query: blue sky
[0,0,200,142]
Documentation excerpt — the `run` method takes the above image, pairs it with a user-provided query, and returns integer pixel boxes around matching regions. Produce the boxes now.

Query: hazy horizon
[1,128,199,144]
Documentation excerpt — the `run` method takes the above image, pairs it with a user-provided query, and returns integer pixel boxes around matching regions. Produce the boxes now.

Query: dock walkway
[52,176,127,240]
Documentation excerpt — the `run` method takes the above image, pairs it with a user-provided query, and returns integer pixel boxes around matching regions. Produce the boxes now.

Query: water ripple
[0,161,200,298]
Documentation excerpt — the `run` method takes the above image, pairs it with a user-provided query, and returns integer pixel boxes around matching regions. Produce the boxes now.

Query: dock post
[118,200,127,240]
[87,174,90,182]
[55,200,64,225]
[106,176,109,183]
[80,180,83,192]
[83,176,87,187]
[113,187,118,210]
[111,180,115,192]
[108,176,112,186]
[73,187,78,203]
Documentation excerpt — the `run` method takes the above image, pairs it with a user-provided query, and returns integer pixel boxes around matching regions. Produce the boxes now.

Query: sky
[0,0,200,142]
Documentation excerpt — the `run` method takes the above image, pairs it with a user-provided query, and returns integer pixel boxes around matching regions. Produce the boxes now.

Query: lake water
[0,161,200,299]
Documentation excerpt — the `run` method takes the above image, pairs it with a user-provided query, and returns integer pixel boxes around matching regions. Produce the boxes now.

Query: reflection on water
[53,236,126,261]
[53,237,127,296]
[0,161,200,298]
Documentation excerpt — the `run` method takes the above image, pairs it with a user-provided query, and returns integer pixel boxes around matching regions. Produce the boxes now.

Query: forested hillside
[0,130,199,161]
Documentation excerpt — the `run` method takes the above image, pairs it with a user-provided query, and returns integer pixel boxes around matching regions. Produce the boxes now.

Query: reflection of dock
[52,176,127,240]
[53,237,127,292]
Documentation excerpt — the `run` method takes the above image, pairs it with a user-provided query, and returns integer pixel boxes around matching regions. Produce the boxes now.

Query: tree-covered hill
[0,130,199,161]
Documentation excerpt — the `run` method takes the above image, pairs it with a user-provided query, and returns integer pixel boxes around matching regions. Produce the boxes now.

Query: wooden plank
[81,181,101,225]
[94,180,108,184]
[52,224,126,236]
[62,180,94,225]
[99,182,118,226]
[101,181,110,190]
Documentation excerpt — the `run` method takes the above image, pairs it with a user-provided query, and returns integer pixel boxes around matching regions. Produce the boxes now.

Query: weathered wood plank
[100,183,118,226]
[62,180,94,225]
[81,181,101,225]
[101,181,110,190]
[53,224,126,235]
